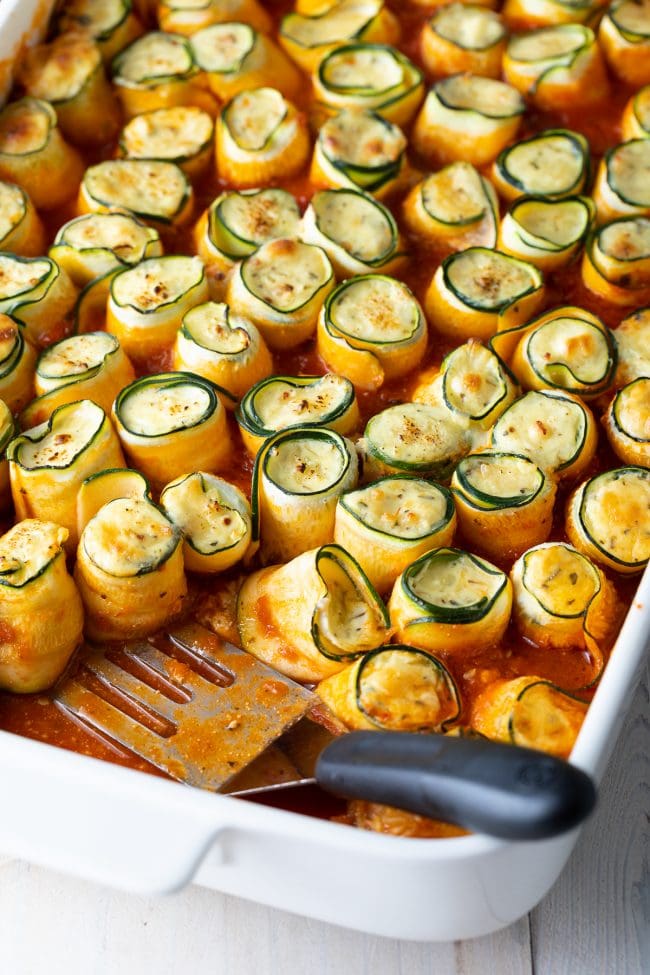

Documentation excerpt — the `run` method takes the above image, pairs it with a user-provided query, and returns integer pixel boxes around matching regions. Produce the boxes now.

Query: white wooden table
[0,657,646,975]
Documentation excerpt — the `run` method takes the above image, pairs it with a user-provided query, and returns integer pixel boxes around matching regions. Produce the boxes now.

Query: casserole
[0,0,648,943]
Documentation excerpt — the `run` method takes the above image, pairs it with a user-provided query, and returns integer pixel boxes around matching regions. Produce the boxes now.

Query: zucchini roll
[17,33,120,147]
[581,217,650,306]
[107,255,209,364]
[50,211,163,288]
[412,75,525,168]
[160,471,252,573]
[360,402,469,481]
[237,373,359,455]
[492,130,590,203]
[614,308,650,385]
[0,400,14,512]
[158,0,272,34]
[111,31,209,119]
[599,0,650,87]
[497,195,594,272]
[0,315,37,414]
[0,182,44,258]
[566,467,650,575]
[593,140,650,223]
[502,0,606,28]
[302,189,406,278]
[72,271,118,337]
[604,378,650,467]
[622,85,650,141]
[0,98,84,211]
[451,451,556,560]
[420,5,507,79]
[56,0,144,63]
[76,466,151,538]
[237,543,390,682]
[112,372,232,488]
[425,247,545,342]
[0,255,77,349]
[252,426,359,563]
[317,645,460,732]
[119,106,214,181]
[402,162,498,251]
[317,275,427,391]
[503,25,609,110]
[216,87,310,187]
[75,495,186,641]
[8,400,125,550]
[0,520,84,694]
[310,109,408,199]
[334,476,456,594]
[489,389,597,481]
[190,23,301,101]
[173,301,272,403]
[389,547,512,654]
[472,677,587,759]
[226,238,335,350]
[78,160,194,230]
[313,44,424,127]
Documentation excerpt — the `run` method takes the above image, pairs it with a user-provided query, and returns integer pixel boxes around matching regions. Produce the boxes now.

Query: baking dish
[0,0,649,943]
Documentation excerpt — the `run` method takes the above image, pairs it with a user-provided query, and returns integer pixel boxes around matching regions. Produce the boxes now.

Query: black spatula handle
[315,731,596,840]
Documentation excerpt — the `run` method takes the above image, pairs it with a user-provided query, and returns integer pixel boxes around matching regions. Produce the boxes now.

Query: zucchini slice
[236,373,359,455]
[622,85,650,141]
[78,159,194,229]
[311,109,408,199]
[8,400,125,550]
[0,400,14,512]
[111,31,207,119]
[279,0,400,72]
[492,129,590,202]
[334,476,456,594]
[0,520,84,693]
[159,0,271,35]
[112,372,232,488]
[226,238,335,350]
[604,377,650,467]
[594,139,650,223]
[389,546,512,654]
[421,4,507,80]
[412,74,525,168]
[360,402,470,480]
[252,425,359,563]
[317,274,427,390]
[190,22,301,100]
[0,181,44,258]
[502,0,606,29]
[237,543,390,682]
[566,466,650,574]
[489,388,597,481]
[56,0,143,63]
[0,314,37,414]
[599,0,650,87]
[402,162,499,251]
[160,471,252,573]
[0,254,77,349]
[119,106,214,180]
[317,645,460,732]
[582,216,650,305]
[173,301,272,404]
[76,466,152,538]
[50,211,163,287]
[75,495,187,641]
[451,451,557,560]
[498,195,594,271]
[613,307,650,385]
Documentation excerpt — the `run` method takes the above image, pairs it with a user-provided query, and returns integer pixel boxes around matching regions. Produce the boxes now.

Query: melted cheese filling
[368,403,465,466]
[527,318,611,384]
[114,32,193,83]
[581,469,650,565]
[343,478,450,539]
[0,256,51,300]
[358,650,456,730]
[512,683,586,753]
[321,47,404,92]
[119,380,213,436]
[316,549,387,654]
[458,453,543,504]
[59,0,131,39]
[522,544,598,615]
[242,239,330,311]
[599,218,650,260]
[218,189,301,245]
[183,303,251,354]
[283,1,380,47]
[320,110,406,168]
[21,34,100,102]
[437,74,523,116]
[18,400,104,469]
[615,379,650,440]
[38,332,117,380]
[514,198,590,246]
[0,100,51,155]
[0,183,25,241]
[253,374,352,429]
[162,474,248,553]
[121,107,213,160]
[329,277,420,343]
[431,4,505,48]
[0,520,66,588]
[265,436,348,494]
[611,0,650,35]
[615,311,650,381]
[312,190,394,261]
[443,342,508,418]
[491,392,585,472]
[408,550,503,610]
[607,140,650,206]
[226,88,288,151]
[112,256,204,311]
[83,497,178,577]
[190,23,257,72]
[421,162,489,224]
[507,25,586,62]
[83,160,189,219]
[503,135,584,195]
[57,212,158,262]
[446,249,537,309]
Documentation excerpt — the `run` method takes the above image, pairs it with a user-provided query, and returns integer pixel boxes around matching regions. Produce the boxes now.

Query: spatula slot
[77,666,177,739]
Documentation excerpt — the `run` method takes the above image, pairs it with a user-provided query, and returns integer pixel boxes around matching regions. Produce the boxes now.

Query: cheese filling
[607,140,650,206]
[17,400,105,469]
[507,25,588,63]
[526,317,612,384]
[58,0,132,40]
[0,183,26,242]
[55,212,159,263]
[445,249,539,309]
[0,256,52,301]
[0,99,52,155]
[83,497,179,577]
[282,1,381,48]
[242,239,331,312]
[430,4,505,49]
[19,33,101,102]
[522,544,599,616]
[121,107,213,160]
[598,217,650,261]
[83,160,190,220]
[342,478,451,539]
[406,549,505,611]
[182,302,251,354]
[118,378,213,436]
[251,374,353,429]
[265,435,348,494]
[501,134,585,196]
[580,468,650,566]
[421,162,490,225]
[512,198,591,246]
[442,342,510,419]
[456,453,544,506]
[113,32,194,84]
[161,473,248,554]
[614,379,650,440]
[310,190,395,262]
[0,320,20,371]
[366,403,466,467]
[491,391,586,472]
[0,520,67,588]
[190,23,257,73]
[225,88,288,151]
[111,256,204,311]
[320,46,405,93]
[358,649,457,730]
[328,276,421,343]
[216,189,301,247]
[315,547,387,655]
[319,110,406,168]
[437,74,523,117]
[37,332,118,381]
[610,0,650,36]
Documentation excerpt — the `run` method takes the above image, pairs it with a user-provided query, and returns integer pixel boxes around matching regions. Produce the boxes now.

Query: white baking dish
[0,0,648,942]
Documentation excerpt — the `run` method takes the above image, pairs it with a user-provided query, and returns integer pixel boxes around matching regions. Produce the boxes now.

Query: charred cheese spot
[0,519,68,588]
[111,256,205,311]
[242,239,332,311]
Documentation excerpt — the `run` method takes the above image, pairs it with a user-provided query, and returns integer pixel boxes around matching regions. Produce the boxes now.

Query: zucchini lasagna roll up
[226,239,335,350]
[173,301,272,403]
[279,0,400,72]
[50,211,163,288]
[75,495,186,641]
[604,378,650,467]
[216,88,310,187]
[451,451,556,560]
[317,645,460,732]
[317,275,427,391]
[498,196,594,272]
[334,477,456,594]
[492,130,590,203]
[17,33,120,147]
[237,543,390,682]
[613,307,650,385]
[0,400,14,512]
[581,217,650,306]
[158,0,272,34]
[8,400,125,550]
[0,520,84,694]
[107,255,209,364]
[56,0,144,63]
[0,316,37,414]
[425,247,545,343]
[622,85,650,141]
[599,0,650,87]
[0,98,84,211]
[0,182,44,258]
[472,677,587,759]
[360,402,469,481]
[112,372,231,488]
[412,75,525,168]
[502,0,606,28]
[160,472,252,573]
[311,110,408,199]
[190,23,301,101]
[119,107,214,181]
[237,373,359,455]
[313,44,424,127]
[111,32,209,119]
[489,389,597,482]
[402,163,498,251]
[76,466,152,538]
[302,189,406,278]
[420,5,507,79]
[566,467,650,575]
[389,547,512,654]
[593,140,650,224]
[0,255,77,349]
[252,426,359,563]
[79,159,194,231]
